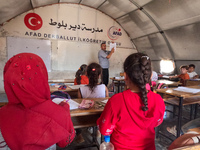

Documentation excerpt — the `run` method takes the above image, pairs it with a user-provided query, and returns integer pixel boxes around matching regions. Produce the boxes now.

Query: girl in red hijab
[0,53,75,150]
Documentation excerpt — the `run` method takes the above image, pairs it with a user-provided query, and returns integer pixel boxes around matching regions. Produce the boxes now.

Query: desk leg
[177,97,183,138]
[194,104,198,119]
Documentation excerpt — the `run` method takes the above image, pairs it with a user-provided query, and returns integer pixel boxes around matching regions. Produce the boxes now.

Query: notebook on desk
[162,75,170,79]
[69,85,85,89]
[173,87,200,94]
[52,98,79,110]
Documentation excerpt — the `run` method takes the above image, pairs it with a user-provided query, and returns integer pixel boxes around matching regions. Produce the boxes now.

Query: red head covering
[3,53,50,108]
[0,53,75,150]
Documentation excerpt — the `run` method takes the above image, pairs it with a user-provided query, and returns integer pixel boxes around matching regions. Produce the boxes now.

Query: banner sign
[0,4,132,48]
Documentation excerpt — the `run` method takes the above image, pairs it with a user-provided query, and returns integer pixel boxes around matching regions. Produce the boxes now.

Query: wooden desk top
[110,77,125,81]
[70,98,108,117]
[185,79,200,86]
[156,85,200,98]
[48,79,74,83]
[49,86,78,93]
[0,97,109,116]
[156,79,182,86]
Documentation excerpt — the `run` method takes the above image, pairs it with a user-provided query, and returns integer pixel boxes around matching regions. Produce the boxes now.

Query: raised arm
[106,48,114,59]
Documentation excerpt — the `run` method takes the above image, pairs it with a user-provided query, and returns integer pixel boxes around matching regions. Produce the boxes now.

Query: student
[151,71,158,81]
[97,53,165,150]
[74,64,89,85]
[188,64,199,79]
[78,62,109,98]
[169,65,190,86]
[0,53,75,150]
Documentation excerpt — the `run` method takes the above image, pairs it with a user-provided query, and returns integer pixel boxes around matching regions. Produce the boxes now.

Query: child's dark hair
[75,64,87,85]
[180,65,189,70]
[124,53,152,111]
[87,63,102,91]
[189,64,195,68]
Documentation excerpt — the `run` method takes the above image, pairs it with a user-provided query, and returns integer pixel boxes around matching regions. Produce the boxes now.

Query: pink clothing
[97,89,165,150]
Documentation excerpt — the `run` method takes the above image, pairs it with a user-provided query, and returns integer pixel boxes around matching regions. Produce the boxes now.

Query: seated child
[170,65,190,86]
[74,64,89,85]
[78,62,109,98]
[151,71,158,81]
[188,64,199,79]
[97,53,165,150]
[0,53,75,149]
[76,63,108,142]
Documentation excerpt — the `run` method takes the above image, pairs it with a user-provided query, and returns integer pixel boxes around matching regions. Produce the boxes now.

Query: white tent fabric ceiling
[0,0,200,65]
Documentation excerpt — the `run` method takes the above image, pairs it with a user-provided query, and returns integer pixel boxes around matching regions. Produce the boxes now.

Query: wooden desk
[185,79,200,86]
[70,98,108,129]
[50,86,78,98]
[0,98,108,128]
[110,77,125,93]
[48,79,74,83]
[156,79,182,87]
[156,86,200,138]
[0,98,108,149]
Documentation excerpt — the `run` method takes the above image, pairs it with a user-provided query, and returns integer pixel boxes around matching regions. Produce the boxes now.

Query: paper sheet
[52,98,68,104]
[173,87,200,94]
[68,100,80,110]
[109,42,116,51]
[69,85,85,89]
[189,79,200,81]
[52,98,79,110]
[101,99,108,103]
[162,75,170,78]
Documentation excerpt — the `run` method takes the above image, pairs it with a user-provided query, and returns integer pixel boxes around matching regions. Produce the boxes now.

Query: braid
[75,64,87,85]
[124,53,152,111]
[75,70,82,85]
[87,63,102,92]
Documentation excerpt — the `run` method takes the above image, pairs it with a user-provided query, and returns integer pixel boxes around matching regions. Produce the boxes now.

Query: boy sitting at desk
[169,65,190,86]
[188,64,199,79]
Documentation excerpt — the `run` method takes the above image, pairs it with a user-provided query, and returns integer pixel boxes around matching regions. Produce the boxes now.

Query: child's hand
[59,100,69,107]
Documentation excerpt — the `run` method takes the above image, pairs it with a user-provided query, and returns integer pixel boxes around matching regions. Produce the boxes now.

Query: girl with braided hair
[97,53,165,150]
[74,64,89,85]
[78,62,109,98]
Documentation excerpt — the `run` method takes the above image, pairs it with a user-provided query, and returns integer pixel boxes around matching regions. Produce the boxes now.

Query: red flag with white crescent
[24,13,43,30]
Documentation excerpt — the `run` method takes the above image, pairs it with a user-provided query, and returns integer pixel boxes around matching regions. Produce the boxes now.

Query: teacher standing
[98,42,114,86]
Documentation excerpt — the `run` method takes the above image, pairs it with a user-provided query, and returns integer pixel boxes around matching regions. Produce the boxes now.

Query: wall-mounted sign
[107,26,122,40]
[0,4,133,48]
[24,13,43,30]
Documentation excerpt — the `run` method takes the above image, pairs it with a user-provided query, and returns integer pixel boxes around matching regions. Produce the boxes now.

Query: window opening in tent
[160,60,175,74]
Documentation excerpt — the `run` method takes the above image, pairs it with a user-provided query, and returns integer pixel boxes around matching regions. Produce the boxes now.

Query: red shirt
[178,74,190,86]
[97,90,165,150]
[74,75,89,85]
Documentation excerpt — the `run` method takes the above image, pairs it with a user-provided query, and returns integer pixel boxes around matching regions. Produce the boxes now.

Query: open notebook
[173,87,200,94]
[52,98,79,110]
